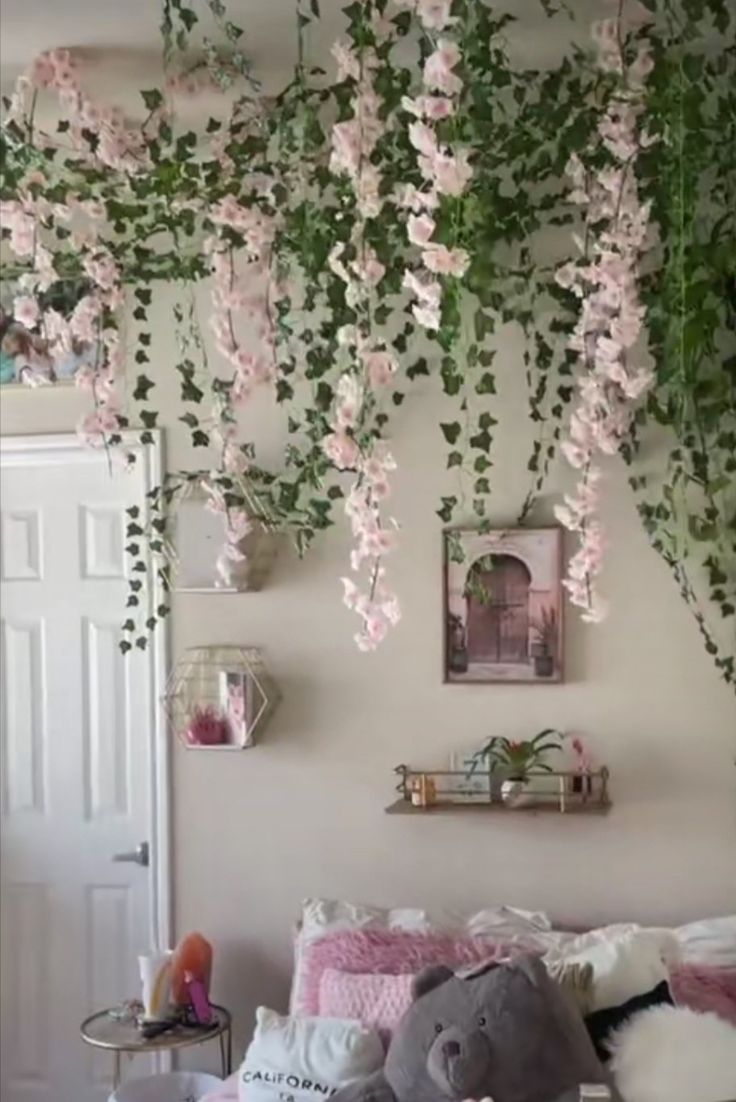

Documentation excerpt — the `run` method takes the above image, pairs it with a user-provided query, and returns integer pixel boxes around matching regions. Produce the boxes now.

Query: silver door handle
[112,841,149,867]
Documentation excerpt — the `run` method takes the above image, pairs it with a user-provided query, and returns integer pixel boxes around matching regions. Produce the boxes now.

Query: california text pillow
[239,1007,384,1102]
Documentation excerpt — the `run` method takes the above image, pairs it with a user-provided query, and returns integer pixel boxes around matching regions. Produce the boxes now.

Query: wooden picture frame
[443,527,564,684]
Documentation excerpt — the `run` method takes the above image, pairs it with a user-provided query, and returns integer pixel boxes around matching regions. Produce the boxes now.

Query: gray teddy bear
[331,955,619,1102]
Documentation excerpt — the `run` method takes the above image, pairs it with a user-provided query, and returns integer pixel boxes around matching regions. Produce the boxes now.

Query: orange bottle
[170,932,213,1006]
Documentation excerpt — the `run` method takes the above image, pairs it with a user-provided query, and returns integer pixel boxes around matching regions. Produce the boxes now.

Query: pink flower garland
[204,192,279,585]
[12,49,152,173]
[398,7,471,332]
[554,14,655,623]
[2,49,157,443]
[328,8,401,651]
[1,187,125,442]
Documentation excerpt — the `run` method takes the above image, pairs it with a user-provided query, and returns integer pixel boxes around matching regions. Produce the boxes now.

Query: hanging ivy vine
[627,0,736,686]
[0,0,733,685]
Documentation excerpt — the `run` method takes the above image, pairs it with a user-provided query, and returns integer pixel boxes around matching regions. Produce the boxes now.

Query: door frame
[0,430,172,959]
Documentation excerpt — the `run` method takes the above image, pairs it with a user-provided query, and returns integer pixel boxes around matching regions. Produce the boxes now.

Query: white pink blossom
[412,302,441,330]
[335,373,365,429]
[422,244,470,277]
[13,295,40,329]
[83,251,119,292]
[0,200,36,257]
[556,13,656,624]
[403,269,442,307]
[330,119,362,178]
[350,246,386,287]
[332,39,361,82]
[408,121,437,158]
[423,40,462,96]
[426,148,472,196]
[403,94,455,121]
[408,0,457,31]
[362,347,397,388]
[407,213,436,246]
[323,430,360,470]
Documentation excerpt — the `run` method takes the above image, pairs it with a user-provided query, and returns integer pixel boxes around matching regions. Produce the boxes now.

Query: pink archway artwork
[443,527,563,683]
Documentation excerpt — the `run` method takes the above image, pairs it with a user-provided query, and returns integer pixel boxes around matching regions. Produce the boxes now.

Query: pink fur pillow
[671,964,736,1025]
[319,969,415,1034]
[293,928,514,1016]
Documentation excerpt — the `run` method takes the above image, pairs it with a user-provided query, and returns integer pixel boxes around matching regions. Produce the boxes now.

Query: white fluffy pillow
[238,1007,383,1102]
[676,915,736,967]
[544,928,679,1012]
[609,1004,736,1102]
[296,897,552,942]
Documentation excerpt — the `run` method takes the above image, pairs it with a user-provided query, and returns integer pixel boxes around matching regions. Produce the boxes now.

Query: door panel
[0,438,166,1102]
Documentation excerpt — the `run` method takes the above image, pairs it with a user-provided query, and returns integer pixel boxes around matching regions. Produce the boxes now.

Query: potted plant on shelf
[470,728,564,807]
[530,606,558,677]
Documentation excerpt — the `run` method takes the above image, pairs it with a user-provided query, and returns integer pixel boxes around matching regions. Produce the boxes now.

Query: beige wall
[2,0,735,1065]
[2,281,735,1063]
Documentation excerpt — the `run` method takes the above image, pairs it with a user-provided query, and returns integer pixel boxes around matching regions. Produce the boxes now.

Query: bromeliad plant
[0,0,733,687]
[470,729,564,782]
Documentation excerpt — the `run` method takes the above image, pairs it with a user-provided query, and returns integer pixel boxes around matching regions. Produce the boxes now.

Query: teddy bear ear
[411,965,454,1000]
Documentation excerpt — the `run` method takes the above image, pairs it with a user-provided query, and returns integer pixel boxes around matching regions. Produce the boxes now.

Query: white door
[0,434,170,1102]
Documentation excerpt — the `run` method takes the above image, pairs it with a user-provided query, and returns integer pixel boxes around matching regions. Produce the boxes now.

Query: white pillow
[544,928,679,1012]
[609,1005,736,1102]
[676,915,736,967]
[297,898,434,943]
[238,1007,383,1102]
[296,898,552,943]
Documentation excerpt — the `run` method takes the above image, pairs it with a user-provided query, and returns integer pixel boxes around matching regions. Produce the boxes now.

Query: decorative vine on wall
[0,0,733,686]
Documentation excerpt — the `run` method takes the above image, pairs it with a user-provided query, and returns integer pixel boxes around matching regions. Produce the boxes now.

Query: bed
[201,901,736,1102]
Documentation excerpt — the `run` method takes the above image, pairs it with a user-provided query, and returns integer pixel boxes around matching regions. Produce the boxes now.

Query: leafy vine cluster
[0,0,733,686]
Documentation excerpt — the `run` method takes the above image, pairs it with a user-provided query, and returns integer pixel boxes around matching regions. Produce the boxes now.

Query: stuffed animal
[330,956,619,1102]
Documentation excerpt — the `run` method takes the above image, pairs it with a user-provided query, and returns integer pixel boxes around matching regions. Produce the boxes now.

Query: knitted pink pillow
[319,969,415,1034]
[293,927,514,1016]
[671,964,736,1024]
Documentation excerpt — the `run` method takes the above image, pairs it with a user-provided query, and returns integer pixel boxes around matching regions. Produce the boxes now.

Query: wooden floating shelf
[385,798,611,816]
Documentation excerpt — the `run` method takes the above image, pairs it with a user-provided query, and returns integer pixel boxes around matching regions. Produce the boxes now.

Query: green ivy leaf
[437,495,457,523]
[133,375,155,402]
[475,373,496,395]
[141,89,164,112]
[407,358,429,380]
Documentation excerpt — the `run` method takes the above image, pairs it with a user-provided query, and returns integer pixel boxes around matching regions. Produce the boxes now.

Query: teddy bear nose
[443,1040,462,1059]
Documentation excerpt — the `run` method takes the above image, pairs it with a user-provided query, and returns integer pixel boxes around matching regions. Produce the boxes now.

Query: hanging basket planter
[172,494,279,594]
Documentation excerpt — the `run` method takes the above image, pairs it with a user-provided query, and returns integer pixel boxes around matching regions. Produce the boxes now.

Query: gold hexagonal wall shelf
[165,645,279,750]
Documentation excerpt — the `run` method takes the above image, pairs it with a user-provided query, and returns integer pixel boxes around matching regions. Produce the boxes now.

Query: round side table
[80,1005,232,1089]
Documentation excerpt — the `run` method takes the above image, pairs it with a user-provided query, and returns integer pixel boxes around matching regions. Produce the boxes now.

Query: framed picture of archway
[443,527,563,684]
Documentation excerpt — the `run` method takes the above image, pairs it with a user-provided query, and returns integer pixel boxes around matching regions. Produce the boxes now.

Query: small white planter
[500,778,536,808]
